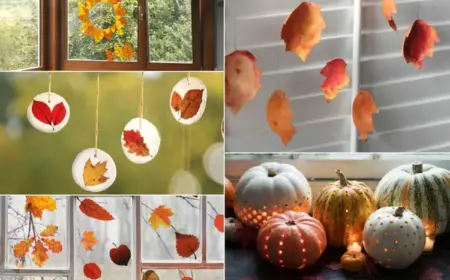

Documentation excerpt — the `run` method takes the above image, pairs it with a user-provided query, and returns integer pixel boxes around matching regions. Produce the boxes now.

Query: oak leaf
[78,198,115,221]
[382,0,397,31]
[320,58,350,102]
[352,90,379,141]
[81,231,98,251]
[123,129,150,157]
[281,2,326,62]
[84,262,102,280]
[266,90,296,146]
[225,50,261,116]
[40,225,58,237]
[175,232,200,258]
[42,238,63,253]
[170,89,204,120]
[83,159,109,186]
[214,214,224,233]
[13,238,33,258]
[31,100,67,128]
[25,196,56,219]
[149,205,174,229]
[32,240,49,267]
[403,19,440,69]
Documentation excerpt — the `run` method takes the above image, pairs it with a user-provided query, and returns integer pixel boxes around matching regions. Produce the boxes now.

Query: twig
[141,216,173,259]
[208,201,219,215]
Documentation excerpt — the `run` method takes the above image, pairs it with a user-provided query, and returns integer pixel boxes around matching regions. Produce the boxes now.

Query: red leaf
[123,129,150,157]
[171,92,182,112]
[84,263,102,279]
[175,232,200,258]
[382,0,397,31]
[172,89,204,120]
[179,270,193,280]
[403,19,440,69]
[320,58,350,102]
[214,214,224,232]
[110,244,131,266]
[31,100,67,127]
[78,198,115,221]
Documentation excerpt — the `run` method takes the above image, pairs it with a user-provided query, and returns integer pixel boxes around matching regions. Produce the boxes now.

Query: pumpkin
[363,206,425,269]
[225,177,235,209]
[256,211,326,269]
[313,170,376,247]
[375,162,450,238]
[234,162,312,228]
[225,217,242,243]
[340,251,367,272]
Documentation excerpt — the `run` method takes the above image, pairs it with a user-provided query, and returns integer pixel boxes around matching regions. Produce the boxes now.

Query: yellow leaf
[114,44,123,59]
[40,225,58,237]
[83,159,109,187]
[81,22,91,33]
[149,205,174,230]
[81,231,98,251]
[25,196,56,219]
[13,238,33,258]
[121,43,134,59]
[32,240,49,267]
[92,27,104,43]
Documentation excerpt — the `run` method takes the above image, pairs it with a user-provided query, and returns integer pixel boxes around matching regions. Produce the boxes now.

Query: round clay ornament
[363,206,426,269]
[169,77,207,125]
[27,92,70,133]
[121,118,161,164]
[72,148,117,192]
[202,142,223,184]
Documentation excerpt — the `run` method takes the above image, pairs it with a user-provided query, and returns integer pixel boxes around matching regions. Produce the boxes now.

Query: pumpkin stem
[286,220,296,226]
[267,169,277,177]
[412,162,423,174]
[394,207,406,217]
[336,170,348,187]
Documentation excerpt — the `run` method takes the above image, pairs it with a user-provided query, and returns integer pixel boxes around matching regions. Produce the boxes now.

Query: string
[139,72,144,130]
[94,73,100,157]
[47,72,52,103]
[186,125,190,171]
[187,72,190,85]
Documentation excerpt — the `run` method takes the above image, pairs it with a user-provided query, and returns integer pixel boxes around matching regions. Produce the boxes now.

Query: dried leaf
[32,240,49,267]
[13,238,33,258]
[266,90,296,146]
[25,196,56,219]
[382,0,397,31]
[106,49,114,61]
[78,198,115,221]
[40,225,58,237]
[225,50,261,115]
[320,58,350,102]
[114,44,123,58]
[171,92,182,111]
[42,238,63,253]
[31,100,67,128]
[110,244,131,266]
[403,19,440,69]
[352,90,379,141]
[81,231,98,251]
[83,159,109,187]
[149,205,174,229]
[179,270,193,280]
[171,89,204,120]
[123,129,150,157]
[281,2,326,62]
[121,43,134,59]
[214,214,224,233]
[175,232,200,258]
[142,270,160,280]
[84,262,102,280]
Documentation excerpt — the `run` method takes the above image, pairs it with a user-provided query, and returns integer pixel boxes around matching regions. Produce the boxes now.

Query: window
[0,195,224,279]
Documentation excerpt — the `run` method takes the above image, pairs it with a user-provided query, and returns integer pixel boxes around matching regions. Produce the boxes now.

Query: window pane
[67,0,138,62]
[75,197,133,280]
[148,0,193,63]
[0,276,68,280]
[206,195,224,262]
[141,269,223,280]
[0,0,40,70]
[140,195,201,262]
[6,196,69,269]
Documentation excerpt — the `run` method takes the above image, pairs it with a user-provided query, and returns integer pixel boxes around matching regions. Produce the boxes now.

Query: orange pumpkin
[225,177,235,208]
[340,251,367,272]
[256,211,326,269]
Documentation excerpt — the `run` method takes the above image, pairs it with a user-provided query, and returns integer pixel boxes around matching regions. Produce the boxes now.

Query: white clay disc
[121,118,161,164]
[168,170,202,194]
[27,92,70,133]
[203,142,224,184]
[221,118,224,139]
[72,148,117,192]
[169,77,207,125]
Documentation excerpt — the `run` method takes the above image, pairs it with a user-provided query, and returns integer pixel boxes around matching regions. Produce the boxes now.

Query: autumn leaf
[171,92,182,111]
[281,2,326,62]
[81,231,98,251]
[352,90,379,141]
[92,27,104,43]
[214,214,224,233]
[31,100,67,128]
[320,58,350,102]
[40,225,58,237]
[78,198,115,221]
[110,244,131,266]
[123,129,150,157]
[13,238,33,258]
[175,232,200,258]
[104,28,113,40]
[42,238,63,253]
[149,205,174,229]
[225,50,261,116]
[382,0,397,31]
[403,19,440,69]
[32,240,49,267]
[25,196,56,219]
[171,89,204,120]
[179,270,193,280]
[114,4,126,17]
[142,270,160,280]
[84,262,102,280]
[114,44,123,59]
[121,43,134,59]
[106,49,115,61]
[266,90,296,146]
[83,159,109,186]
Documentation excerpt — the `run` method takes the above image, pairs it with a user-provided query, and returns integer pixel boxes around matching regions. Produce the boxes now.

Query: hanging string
[47,72,52,103]
[139,72,144,130]
[187,72,190,85]
[94,73,100,157]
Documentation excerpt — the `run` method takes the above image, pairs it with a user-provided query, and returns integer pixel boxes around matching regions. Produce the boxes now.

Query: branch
[141,216,174,259]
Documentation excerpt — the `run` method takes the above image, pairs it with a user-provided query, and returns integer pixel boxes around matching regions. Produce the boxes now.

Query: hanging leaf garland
[352,90,379,141]
[266,90,296,146]
[320,58,350,102]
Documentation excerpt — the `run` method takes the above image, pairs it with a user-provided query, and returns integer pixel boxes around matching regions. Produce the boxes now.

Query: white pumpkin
[234,162,312,228]
[363,206,425,269]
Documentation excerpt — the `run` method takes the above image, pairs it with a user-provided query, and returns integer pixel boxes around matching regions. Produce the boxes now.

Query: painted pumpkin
[340,251,366,272]
[225,177,235,208]
[234,162,312,228]
[363,206,425,269]
[257,211,326,269]
[313,170,376,247]
[375,162,450,238]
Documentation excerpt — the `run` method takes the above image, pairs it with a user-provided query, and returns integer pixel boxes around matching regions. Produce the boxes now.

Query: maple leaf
[40,225,58,237]
[32,240,49,267]
[114,3,126,17]
[281,2,326,62]
[419,267,443,280]
[403,19,440,69]
[31,100,67,129]
[114,44,123,59]
[104,28,113,40]
[149,205,174,229]
[78,198,115,221]
[84,262,102,280]
[171,89,204,120]
[175,232,200,258]
[123,129,150,157]
[320,58,350,102]
[83,159,109,186]
[225,50,261,116]
[81,231,98,251]
[13,238,33,258]
[42,238,63,253]
[77,2,90,22]
[92,27,105,43]
[105,49,115,61]
[121,43,134,59]
[25,196,56,219]
[352,90,379,141]
[382,0,397,31]
[214,214,224,233]
[266,90,296,146]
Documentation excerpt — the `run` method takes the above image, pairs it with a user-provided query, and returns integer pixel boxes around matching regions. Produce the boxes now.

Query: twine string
[94,73,100,157]
[139,72,144,130]
[48,72,52,103]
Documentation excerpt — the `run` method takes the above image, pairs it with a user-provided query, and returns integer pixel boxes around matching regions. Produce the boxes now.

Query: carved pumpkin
[375,162,450,239]
[257,211,326,269]
[313,170,376,247]
[234,162,312,228]
[340,251,366,272]
[363,206,425,269]
[225,177,235,208]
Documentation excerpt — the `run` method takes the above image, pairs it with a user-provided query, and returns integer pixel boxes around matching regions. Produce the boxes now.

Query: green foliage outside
[0,72,224,194]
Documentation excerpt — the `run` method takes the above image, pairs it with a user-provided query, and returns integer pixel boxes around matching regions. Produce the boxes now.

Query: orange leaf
[175,232,200,258]
[92,27,104,43]
[114,4,126,17]
[81,231,98,251]
[281,2,326,62]
[123,130,150,157]
[78,198,115,221]
[214,214,224,233]
[84,262,102,280]
[320,58,350,102]
[352,90,379,141]
[42,238,63,253]
[225,50,261,116]
[121,43,134,59]
[105,49,115,61]
[266,90,296,146]
[382,0,397,31]
[25,196,56,219]
[403,19,440,70]
[104,28,113,40]
[83,159,109,187]
[173,89,204,120]
[149,205,174,229]
[40,225,58,237]
[114,44,123,59]
[32,240,49,267]
[171,92,182,112]
[13,238,33,258]
[179,270,193,280]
